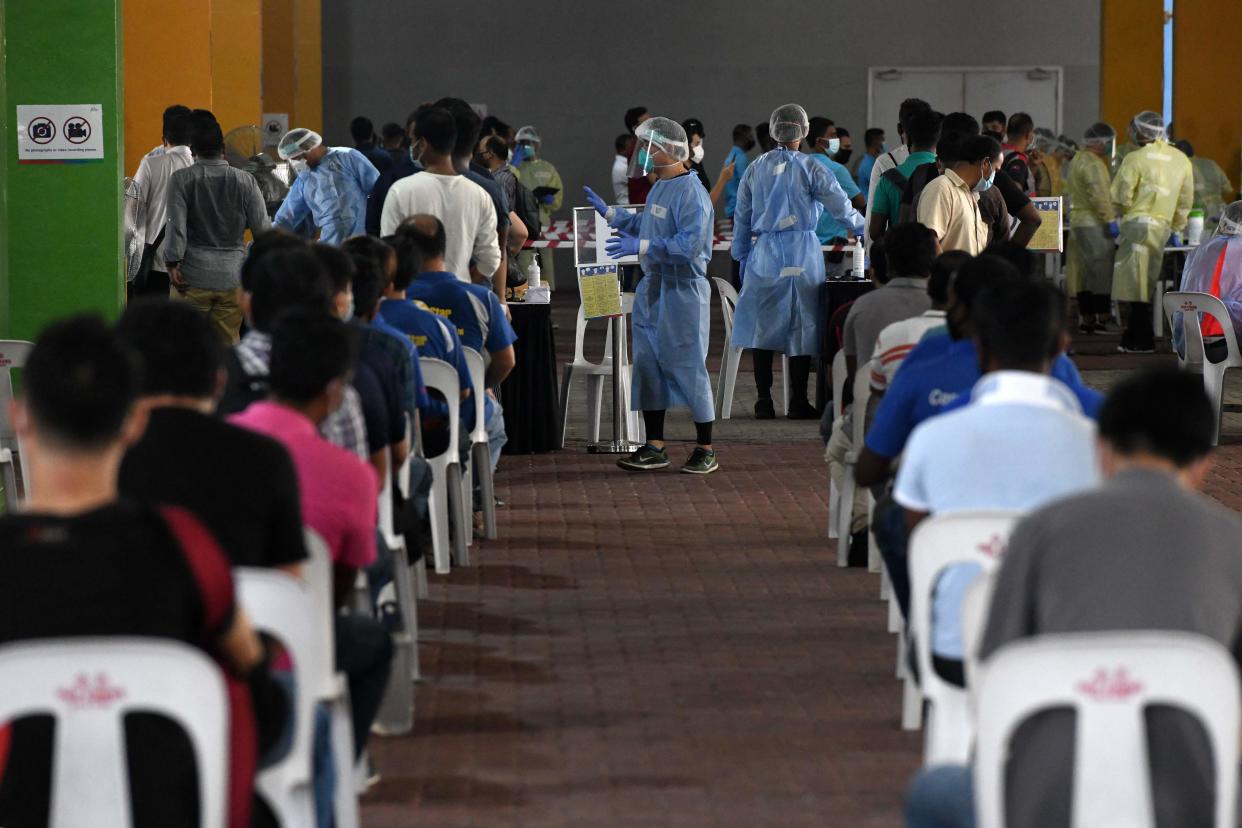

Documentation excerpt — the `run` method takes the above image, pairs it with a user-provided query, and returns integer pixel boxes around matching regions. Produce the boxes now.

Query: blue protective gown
[730,147,864,356]
[609,172,715,422]
[274,147,380,245]
[1173,234,1242,355]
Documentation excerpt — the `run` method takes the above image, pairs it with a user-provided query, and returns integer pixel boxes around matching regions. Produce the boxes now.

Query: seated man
[856,255,1103,614]
[117,299,306,573]
[229,310,392,772]
[400,214,515,474]
[905,367,1241,828]
[893,280,1099,684]
[217,232,371,463]
[0,316,269,828]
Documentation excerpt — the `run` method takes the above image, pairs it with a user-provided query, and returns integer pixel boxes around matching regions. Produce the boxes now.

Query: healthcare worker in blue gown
[731,104,865,420]
[273,127,380,245]
[583,116,719,475]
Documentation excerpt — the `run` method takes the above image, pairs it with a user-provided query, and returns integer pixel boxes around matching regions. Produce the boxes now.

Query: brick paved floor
[359,288,1242,827]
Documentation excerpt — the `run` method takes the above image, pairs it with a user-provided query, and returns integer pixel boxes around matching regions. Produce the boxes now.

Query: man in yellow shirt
[1110,110,1193,353]
[916,134,1001,256]
[1066,122,1118,333]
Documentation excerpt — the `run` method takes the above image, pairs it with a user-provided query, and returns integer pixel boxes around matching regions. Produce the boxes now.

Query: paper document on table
[577,264,623,320]
[1026,197,1064,252]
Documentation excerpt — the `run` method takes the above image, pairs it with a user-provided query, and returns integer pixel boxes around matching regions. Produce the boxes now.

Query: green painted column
[0,1,124,340]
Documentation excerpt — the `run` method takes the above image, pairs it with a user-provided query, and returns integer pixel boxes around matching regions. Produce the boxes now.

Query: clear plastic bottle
[528,256,542,289]
[852,238,865,279]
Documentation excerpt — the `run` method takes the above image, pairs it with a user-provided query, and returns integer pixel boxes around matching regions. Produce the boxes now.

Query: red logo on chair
[976,535,1006,559]
[1180,300,1199,313]
[57,673,125,708]
[1076,667,1144,701]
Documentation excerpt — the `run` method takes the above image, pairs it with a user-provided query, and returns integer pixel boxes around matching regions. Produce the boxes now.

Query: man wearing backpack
[868,109,943,243]
[864,98,931,251]
[1001,112,1037,196]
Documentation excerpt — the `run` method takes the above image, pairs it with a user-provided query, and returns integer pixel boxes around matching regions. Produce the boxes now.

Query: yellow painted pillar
[122,0,213,174]
[1099,0,1163,137]
[293,0,323,134]
[1174,0,1242,192]
[262,0,295,119]
[210,0,263,134]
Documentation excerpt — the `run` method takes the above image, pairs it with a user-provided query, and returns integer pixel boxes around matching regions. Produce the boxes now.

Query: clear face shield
[626,135,681,178]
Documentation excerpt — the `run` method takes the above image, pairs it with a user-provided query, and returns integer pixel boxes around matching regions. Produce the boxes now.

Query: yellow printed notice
[577,264,623,320]
[1026,197,1064,252]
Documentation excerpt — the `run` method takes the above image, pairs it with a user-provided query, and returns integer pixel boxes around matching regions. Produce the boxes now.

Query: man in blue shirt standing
[722,124,755,219]
[855,128,886,192]
[274,128,379,245]
[400,215,515,473]
[806,116,866,278]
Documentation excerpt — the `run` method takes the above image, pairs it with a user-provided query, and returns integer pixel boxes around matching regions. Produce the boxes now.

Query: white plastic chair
[302,529,361,828]
[1163,291,1242,445]
[377,458,419,693]
[827,349,847,540]
[0,340,33,511]
[0,637,230,828]
[907,511,1021,764]
[418,357,467,573]
[959,572,995,686]
[235,568,320,826]
[712,277,788,419]
[462,348,497,543]
[835,362,873,564]
[974,631,1241,828]
[558,294,640,445]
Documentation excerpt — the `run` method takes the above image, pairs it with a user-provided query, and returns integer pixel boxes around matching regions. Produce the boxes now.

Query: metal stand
[587,315,641,455]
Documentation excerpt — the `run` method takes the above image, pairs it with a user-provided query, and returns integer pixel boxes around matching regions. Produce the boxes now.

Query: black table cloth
[815,279,875,413]
[501,302,560,454]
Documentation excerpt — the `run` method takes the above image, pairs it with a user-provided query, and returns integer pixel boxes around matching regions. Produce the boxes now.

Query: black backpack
[510,178,542,242]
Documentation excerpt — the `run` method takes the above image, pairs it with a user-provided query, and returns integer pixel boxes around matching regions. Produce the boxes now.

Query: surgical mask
[290,158,308,176]
[637,148,653,171]
[819,137,840,155]
[343,296,355,322]
[691,145,704,164]
[835,148,853,164]
[880,142,889,152]
[974,167,995,193]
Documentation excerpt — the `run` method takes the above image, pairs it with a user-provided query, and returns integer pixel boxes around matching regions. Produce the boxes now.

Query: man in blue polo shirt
[400,215,515,473]
[807,117,866,276]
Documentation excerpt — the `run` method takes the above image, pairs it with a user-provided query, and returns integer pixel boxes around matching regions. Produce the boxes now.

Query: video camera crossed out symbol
[28,117,56,144]
[64,116,91,144]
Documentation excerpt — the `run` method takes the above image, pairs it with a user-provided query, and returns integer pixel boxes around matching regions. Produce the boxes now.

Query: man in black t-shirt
[117,299,307,573]
[0,315,271,828]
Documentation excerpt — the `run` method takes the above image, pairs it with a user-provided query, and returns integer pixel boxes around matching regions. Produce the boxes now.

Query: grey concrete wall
[323,0,1099,216]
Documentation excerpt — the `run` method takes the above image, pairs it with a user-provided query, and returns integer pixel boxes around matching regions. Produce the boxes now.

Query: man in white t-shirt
[868,250,965,395]
[611,134,632,203]
[380,107,500,284]
[864,98,930,250]
[132,109,194,296]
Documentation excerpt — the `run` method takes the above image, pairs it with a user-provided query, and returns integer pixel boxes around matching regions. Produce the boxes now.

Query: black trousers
[1122,301,1155,350]
[335,614,393,757]
[752,351,811,402]
[1076,291,1112,318]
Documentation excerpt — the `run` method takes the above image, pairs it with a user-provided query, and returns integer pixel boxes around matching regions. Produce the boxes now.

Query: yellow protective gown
[515,156,564,288]
[1033,154,1063,197]
[1110,140,1193,303]
[1191,156,1234,233]
[1065,150,1114,296]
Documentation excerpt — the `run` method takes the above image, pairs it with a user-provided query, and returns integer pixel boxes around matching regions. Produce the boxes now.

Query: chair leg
[901,676,923,731]
[836,473,855,567]
[720,347,741,420]
[475,443,497,540]
[460,457,474,549]
[331,694,361,828]
[781,353,790,414]
[428,471,451,574]
[828,479,840,540]
[896,627,908,678]
[1205,365,1226,446]
[447,463,469,568]
[558,365,574,449]
[415,557,429,599]
[867,492,880,573]
[391,543,420,681]
[586,374,604,443]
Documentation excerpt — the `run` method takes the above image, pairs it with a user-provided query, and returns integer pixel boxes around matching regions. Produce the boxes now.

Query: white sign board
[17,104,105,162]
[261,113,288,148]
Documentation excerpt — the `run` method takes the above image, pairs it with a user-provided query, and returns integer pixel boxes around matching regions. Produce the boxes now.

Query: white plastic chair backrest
[960,571,996,685]
[571,293,636,367]
[908,511,1021,764]
[0,340,33,446]
[712,277,738,336]
[1164,291,1242,368]
[848,360,873,446]
[0,637,229,828]
[234,568,321,815]
[417,357,461,461]
[463,347,488,443]
[378,461,400,549]
[301,528,339,693]
[974,631,1241,828]
[831,350,847,421]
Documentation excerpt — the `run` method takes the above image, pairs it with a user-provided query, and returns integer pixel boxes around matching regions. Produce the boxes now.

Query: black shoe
[754,398,775,419]
[787,399,818,420]
[847,529,869,567]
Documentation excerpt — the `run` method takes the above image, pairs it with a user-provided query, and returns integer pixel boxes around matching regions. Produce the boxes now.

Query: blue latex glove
[1107,221,1120,238]
[1169,232,1182,247]
[540,193,556,205]
[605,233,640,259]
[510,146,526,166]
[583,186,608,217]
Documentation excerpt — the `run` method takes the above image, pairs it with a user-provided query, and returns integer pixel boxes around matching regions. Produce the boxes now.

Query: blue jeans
[905,765,974,828]
[264,671,336,828]
[874,492,912,616]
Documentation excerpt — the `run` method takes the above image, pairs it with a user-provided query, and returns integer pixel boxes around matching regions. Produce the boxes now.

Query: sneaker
[754,397,776,419]
[787,399,819,420]
[1079,322,1098,335]
[680,447,720,475]
[616,444,670,471]
[1117,344,1155,354]
[847,529,870,567]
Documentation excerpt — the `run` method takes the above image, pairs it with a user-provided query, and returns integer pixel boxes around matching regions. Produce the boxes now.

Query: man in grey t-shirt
[164,111,270,345]
[905,367,1242,828]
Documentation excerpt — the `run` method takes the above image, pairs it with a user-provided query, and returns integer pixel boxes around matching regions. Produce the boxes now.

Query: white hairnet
[1218,201,1242,237]
[515,125,541,145]
[1032,127,1058,152]
[1083,121,1116,146]
[634,117,689,162]
[1132,111,1166,142]
[277,128,322,160]
[769,103,809,144]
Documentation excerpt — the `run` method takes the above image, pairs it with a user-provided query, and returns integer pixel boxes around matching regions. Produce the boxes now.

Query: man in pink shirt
[231,309,391,771]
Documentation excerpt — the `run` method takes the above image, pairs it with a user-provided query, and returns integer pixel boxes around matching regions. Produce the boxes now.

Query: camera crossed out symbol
[28,117,55,144]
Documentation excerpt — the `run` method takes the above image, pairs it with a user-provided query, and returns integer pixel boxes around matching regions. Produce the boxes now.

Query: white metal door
[868,66,1062,135]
